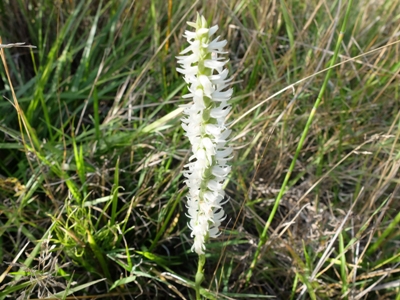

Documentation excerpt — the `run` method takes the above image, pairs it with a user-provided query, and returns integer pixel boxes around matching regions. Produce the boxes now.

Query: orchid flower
[177,14,233,255]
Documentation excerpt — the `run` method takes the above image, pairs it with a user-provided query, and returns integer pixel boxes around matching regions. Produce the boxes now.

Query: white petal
[197,28,209,35]
[176,66,198,76]
[205,124,221,136]
[193,89,205,108]
[207,180,223,191]
[176,53,199,65]
[199,75,214,98]
[204,59,228,69]
[212,89,233,101]
[212,165,231,177]
[210,105,231,118]
[208,36,227,51]
[216,147,233,159]
[187,21,197,28]
[208,25,219,37]
[202,137,215,164]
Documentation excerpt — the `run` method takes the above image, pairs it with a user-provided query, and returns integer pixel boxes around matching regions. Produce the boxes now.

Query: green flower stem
[195,254,206,300]
[245,0,354,284]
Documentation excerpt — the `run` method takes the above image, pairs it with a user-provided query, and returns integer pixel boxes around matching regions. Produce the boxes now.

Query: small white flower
[177,14,233,255]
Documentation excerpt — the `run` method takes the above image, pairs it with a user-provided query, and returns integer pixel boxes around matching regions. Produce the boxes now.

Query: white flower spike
[177,14,233,255]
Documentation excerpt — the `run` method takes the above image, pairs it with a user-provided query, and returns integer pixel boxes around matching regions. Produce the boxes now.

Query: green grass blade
[245,0,354,283]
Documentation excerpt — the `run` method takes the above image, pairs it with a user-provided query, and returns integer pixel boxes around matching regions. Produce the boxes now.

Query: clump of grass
[0,235,70,299]
[0,0,399,299]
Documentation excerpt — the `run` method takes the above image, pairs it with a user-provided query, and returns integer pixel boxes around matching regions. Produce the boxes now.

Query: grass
[0,0,399,299]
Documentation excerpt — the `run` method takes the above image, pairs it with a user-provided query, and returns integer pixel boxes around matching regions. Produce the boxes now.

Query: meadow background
[0,0,400,299]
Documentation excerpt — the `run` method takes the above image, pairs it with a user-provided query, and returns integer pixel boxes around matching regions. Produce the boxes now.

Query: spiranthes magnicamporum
[177,13,233,256]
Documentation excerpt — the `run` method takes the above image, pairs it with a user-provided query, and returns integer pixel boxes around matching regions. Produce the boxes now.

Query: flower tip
[201,15,208,28]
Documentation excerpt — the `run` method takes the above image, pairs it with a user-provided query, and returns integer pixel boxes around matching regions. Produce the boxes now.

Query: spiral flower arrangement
[176,14,233,255]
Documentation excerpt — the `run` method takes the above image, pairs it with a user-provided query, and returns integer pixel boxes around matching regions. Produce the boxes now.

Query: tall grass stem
[245,0,354,284]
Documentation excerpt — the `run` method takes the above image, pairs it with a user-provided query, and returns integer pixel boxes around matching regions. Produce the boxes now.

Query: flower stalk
[195,254,205,299]
[176,13,233,297]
